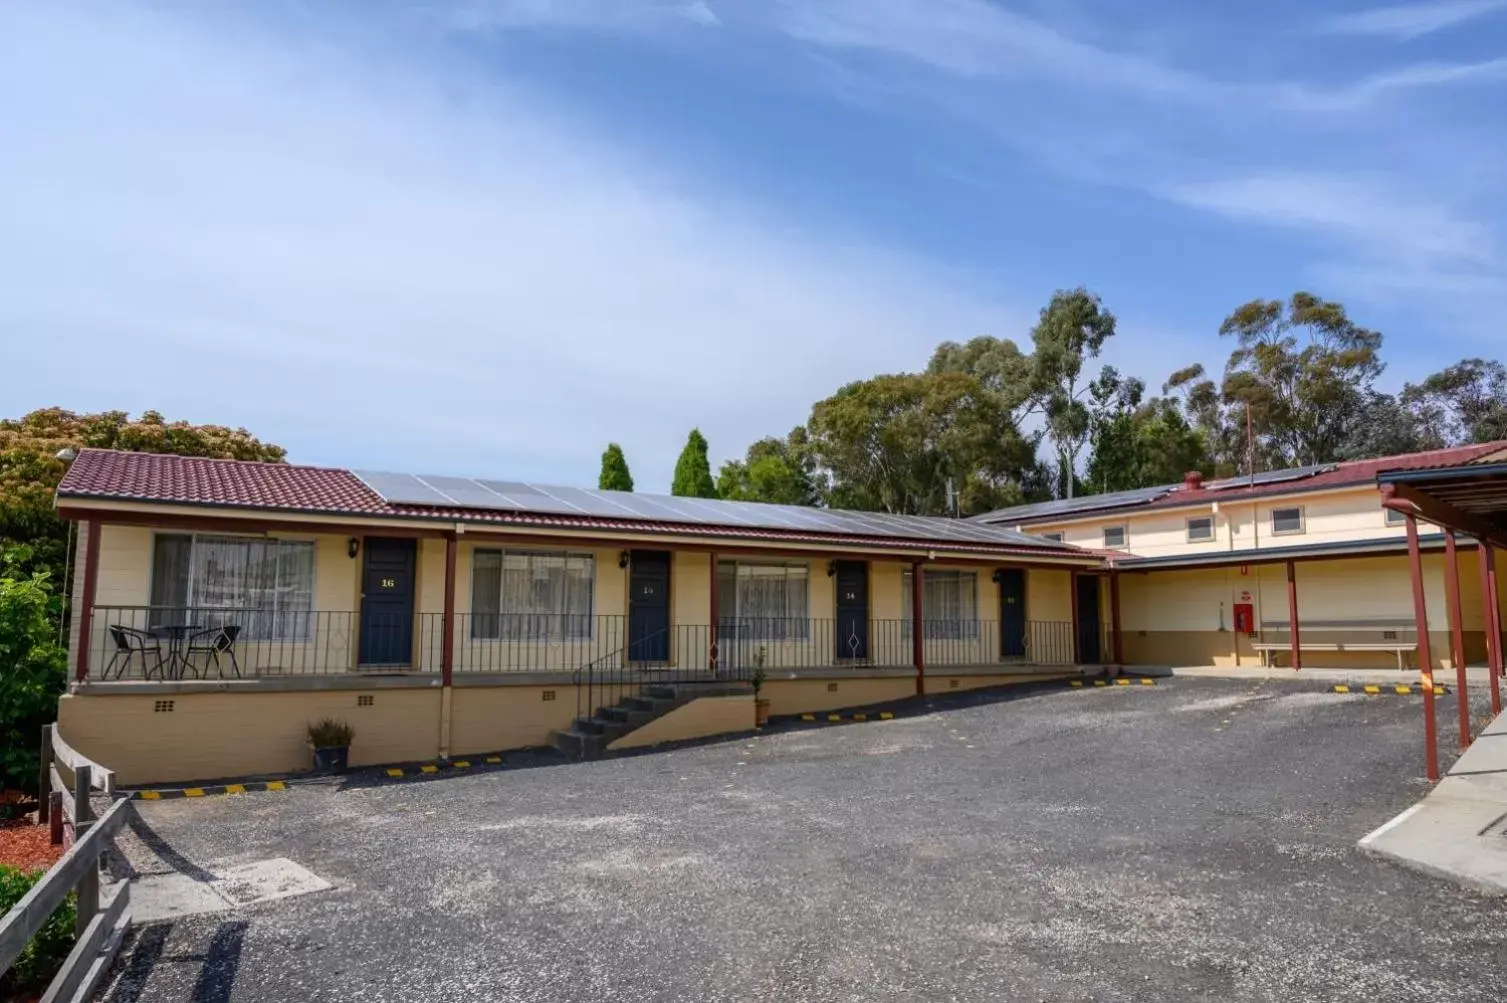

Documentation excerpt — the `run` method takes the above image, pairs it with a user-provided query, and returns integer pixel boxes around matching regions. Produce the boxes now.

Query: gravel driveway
[96,677,1507,1002]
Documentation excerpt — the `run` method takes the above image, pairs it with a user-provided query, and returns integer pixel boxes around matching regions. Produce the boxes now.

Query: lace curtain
[471,549,594,640]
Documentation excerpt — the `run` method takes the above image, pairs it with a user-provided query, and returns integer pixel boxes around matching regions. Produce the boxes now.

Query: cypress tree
[598,443,634,491]
[671,429,718,498]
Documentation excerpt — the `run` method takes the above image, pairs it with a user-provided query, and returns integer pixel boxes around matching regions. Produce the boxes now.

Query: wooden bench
[1251,619,1418,670]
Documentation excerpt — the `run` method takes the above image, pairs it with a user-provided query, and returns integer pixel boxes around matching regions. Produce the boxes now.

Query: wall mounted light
[347,537,360,560]
[618,550,631,569]
[991,569,1004,583]
[827,560,837,577]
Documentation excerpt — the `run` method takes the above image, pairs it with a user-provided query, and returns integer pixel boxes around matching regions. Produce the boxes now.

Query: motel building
[52,443,1507,787]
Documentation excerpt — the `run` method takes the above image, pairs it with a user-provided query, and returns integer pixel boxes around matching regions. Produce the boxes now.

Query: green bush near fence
[0,546,69,799]
[0,865,75,996]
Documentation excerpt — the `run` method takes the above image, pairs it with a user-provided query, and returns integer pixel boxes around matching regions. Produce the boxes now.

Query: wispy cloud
[1319,0,1507,40]
[1166,173,1494,265]
[447,0,719,32]
[0,2,1017,487]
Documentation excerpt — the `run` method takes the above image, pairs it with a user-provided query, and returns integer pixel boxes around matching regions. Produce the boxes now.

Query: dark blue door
[834,561,869,661]
[1076,573,1102,664]
[360,538,416,666]
[997,568,1027,658]
[628,550,671,662]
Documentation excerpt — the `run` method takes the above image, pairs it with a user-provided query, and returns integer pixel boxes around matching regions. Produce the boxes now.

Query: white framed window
[471,549,594,640]
[1186,516,1214,542]
[1102,525,1128,549]
[1271,507,1305,535]
[1038,531,1064,543]
[717,561,810,640]
[901,569,979,639]
[1385,507,1408,527]
[150,533,315,641]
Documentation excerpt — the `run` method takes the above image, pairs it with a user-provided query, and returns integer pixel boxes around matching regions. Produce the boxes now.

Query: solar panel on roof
[973,484,1176,524]
[353,471,458,506]
[353,468,1078,549]
[1206,463,1336,492]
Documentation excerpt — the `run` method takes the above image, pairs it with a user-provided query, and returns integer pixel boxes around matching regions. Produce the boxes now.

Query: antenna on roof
[1246,401,1256,489]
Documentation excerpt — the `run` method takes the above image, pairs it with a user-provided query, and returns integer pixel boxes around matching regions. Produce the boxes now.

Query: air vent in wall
[154,700,175,713]
[357,694,374,707]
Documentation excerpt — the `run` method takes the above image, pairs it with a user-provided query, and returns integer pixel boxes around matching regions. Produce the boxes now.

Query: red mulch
[0,816,62,873]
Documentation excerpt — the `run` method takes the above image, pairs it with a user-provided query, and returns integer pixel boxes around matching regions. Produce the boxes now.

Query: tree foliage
[597,443,635,492]
[1083,373,1211,494]
[1169,293,1385,472]
[0,408,286,587]
[0,548,68,797]
[716,431,819,506]
[1030,288,1117,497]
[670,429,718,499]
[1401,358,1507,448]
[803,371,1041,516]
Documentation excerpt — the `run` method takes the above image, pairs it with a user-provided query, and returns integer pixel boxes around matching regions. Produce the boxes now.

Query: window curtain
[471,550,594,640]
[718,561,809,641]
[149,535,314,640]
[902,570,978,639]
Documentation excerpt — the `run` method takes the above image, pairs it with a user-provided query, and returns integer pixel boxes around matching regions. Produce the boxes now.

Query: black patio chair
[104,625,165,680]
[185,624,242,679]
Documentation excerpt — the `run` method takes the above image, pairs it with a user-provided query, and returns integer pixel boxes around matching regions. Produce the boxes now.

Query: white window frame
[148,531,316,641]
[1385,507,1408,527]
[1185,516,1214,543]
[1270,506,1305,536]
[469,548,596,641]
[901,569,979,640]
[717,560,811,641]
[1102,525,1128,549]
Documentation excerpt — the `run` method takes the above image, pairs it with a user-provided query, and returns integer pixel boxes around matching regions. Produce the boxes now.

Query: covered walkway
[1379,458,1507,779]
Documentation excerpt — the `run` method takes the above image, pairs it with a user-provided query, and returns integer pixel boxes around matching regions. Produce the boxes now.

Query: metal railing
[83,609,1092,680]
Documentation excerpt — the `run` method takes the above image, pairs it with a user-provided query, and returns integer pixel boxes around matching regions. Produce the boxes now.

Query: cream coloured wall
[1022,486,1414,559]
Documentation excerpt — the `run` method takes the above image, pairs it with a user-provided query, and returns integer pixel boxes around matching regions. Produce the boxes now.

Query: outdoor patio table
[148,623,201,680]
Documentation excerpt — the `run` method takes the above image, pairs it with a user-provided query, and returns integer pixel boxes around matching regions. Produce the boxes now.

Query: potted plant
[307,718,354,774]
[751,646,770,727]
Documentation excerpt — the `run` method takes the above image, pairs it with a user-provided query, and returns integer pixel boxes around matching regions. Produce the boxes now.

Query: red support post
[73,520,101,683]
[1485,544,1503,716]
[1285,560,1301,671]
[1109,571,1124,666]
[441,534,457,687]
[911,562,925,696]
[1443,532,1470,750]
[1069,570,1082,666]
[708,550,719,671]
[1404,515,1440,782]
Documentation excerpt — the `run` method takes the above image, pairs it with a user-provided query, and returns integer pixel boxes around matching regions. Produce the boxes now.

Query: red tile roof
[55,450,1088,559]
[1143,441,1507,512]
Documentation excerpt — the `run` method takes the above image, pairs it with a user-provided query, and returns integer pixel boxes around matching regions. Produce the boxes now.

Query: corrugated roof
[974,441,1507,526]
[55,450,1097,560]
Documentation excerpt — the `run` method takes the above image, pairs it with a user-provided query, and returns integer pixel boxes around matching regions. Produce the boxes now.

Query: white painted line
[1359,802,1424,847]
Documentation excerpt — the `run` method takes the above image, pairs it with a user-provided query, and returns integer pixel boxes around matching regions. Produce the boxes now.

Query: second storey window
[150,534,315,640]
[1186,516,1214,542]
[902,569,978,639]
[1271,507,1305,535]
[1102,525,1128,549]
[1385,507,1408,527]
[1038,532,1064,543]
[717,561,810,640]
[471,549,594,640]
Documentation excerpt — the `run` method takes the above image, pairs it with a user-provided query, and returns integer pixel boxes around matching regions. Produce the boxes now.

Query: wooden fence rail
[1,728,135,1003]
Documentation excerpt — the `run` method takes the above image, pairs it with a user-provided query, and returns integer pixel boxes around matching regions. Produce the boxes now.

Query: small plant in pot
[751,646,771,727]
[307,718,354,774]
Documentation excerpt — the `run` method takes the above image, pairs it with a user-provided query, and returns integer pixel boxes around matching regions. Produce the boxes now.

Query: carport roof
[1111,532,1459,571]
[1378,457,1507,549]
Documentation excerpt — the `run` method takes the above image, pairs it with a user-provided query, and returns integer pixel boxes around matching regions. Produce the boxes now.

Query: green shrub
[0,864,75,996]
[0,546,68,796]
[307,718,354,747]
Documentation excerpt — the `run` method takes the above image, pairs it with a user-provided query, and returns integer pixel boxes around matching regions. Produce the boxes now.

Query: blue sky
[3,1,1504,490]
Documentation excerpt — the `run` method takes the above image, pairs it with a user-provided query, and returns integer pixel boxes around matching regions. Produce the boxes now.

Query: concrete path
[1152,664,1503,686]
[1360,707,1507,894]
